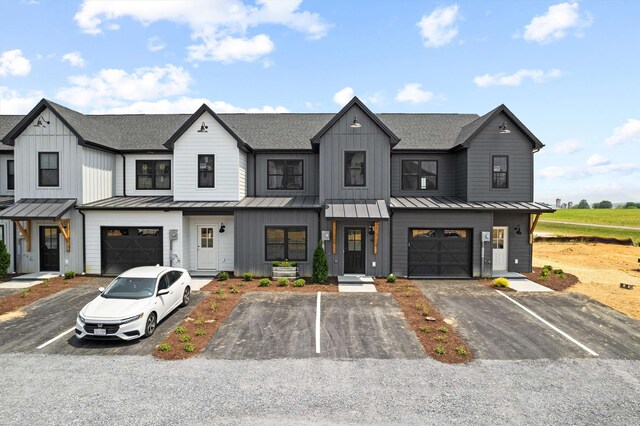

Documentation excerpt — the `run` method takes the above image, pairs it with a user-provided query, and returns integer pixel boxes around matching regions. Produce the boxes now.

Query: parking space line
[496,291,599,357]
[36,327,76,350]
[315,292,321,354]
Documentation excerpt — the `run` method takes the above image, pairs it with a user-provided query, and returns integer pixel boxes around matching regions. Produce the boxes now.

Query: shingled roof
[0,115,22,151]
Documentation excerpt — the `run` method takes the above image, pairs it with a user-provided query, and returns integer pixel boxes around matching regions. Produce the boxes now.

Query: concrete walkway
[508,278,554,292]
[337,275,377,292]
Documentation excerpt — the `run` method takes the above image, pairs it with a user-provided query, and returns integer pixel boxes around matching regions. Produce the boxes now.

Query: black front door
[344,227,365,274]
[40,226,60,271]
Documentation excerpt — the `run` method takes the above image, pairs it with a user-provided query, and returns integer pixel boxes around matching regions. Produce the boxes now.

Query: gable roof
[0,115,22,151]
[310,97,401,145]
[455,104,544,150]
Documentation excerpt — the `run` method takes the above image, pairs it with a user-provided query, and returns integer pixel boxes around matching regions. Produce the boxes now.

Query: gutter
[119,153,127,196]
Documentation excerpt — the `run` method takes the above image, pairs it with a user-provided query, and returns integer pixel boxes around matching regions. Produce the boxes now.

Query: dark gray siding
[391,210,493,277]
[466,112,534,202]
[493,212,532,273]
[391,153,455,197]
[322,218,390,277]
[253,153,319,196]
[234,209,319,277]
[454,150,467,199]
[318,104,391,202]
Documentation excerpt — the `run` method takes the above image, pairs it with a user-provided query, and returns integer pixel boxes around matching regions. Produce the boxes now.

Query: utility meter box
[169,229,179,240]
[321,230,331,241]
[481,231,490,242]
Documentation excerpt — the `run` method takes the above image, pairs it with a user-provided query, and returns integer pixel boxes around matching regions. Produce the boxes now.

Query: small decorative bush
[158,343,172,352]
[174,326,187,334]
[386,274,397,283]
[293,278,306,287]
[437,326,449,333]
[64,271,75,280]
[230,286,239,294]
[258,278,271,287]
[405,288,413,297]
[179,335,191,343]
[194,316,205,325]
[277,277,289,287]
[455,346,468,356]
[0,240,10,278]
[312,241,329,284]
[183,343,196,353]
[242,272,253,281]
[272,260,297,267]
[419,325,430,333]
[195,329,206,336]
[434,346,446,355]
[554,269,566,278]
[217,271,229,281]
[493,277,510,288]
[542,265,554,273]
[209,301,217,311]
[20,289,31,298]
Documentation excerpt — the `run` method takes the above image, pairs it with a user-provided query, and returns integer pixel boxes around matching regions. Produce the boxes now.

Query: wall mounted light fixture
[34,116,50,128]
[350,116,362,128]
[514,224,522,235]
[219,223,226,233]
[197,122,208,133]
[368,225,375,235]
[499,121,511,134]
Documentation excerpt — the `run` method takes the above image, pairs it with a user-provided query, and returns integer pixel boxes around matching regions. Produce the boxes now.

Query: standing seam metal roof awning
[0,199,77,220]
[389,196,555,212]
[325,200,390,220]
[77,196,321,210]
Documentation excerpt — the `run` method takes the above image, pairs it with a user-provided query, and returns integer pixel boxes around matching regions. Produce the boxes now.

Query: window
[492,156,508,189]
[7,160,14,190]
[0,224,4,242]
[198,155,215,188]
[345,151,366,187]
[267,160,303,190]
[136,160,171,190]
[492,228,505,249]
[38,152,59,187]
[402,160,437,190]
[265,226,307,261]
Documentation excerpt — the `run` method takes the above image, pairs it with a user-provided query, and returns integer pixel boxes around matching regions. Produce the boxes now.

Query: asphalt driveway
[0,278,202,356]
[416,280,640,360]
[204,292,425,360]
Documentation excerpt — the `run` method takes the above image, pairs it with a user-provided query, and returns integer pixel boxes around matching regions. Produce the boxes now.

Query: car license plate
[94,328,107,336]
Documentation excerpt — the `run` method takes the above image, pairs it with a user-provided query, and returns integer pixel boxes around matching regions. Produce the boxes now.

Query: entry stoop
[338,275,377,292]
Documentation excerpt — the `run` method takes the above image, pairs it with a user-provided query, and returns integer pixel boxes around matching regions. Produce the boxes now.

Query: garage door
[408,228,471,277]
[101,227,163,275]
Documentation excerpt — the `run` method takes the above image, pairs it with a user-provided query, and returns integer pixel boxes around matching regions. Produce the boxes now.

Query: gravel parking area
[0,354,638,425]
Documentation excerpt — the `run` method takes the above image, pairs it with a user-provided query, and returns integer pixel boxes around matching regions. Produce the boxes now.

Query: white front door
[197,225,217,270]
[492,226,508,271]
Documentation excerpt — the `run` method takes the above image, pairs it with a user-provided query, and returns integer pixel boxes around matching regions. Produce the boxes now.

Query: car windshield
[102,277,156,300]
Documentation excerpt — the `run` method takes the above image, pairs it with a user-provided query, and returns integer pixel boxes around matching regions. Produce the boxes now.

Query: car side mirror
[158,289,170,296]
[98,287,105,293]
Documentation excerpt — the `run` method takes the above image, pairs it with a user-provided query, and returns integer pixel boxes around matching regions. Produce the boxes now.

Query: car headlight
[78,313,86,324]
[120,313,144,325]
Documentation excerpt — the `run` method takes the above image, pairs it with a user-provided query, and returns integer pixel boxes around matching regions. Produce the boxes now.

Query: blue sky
[1,0,638,203]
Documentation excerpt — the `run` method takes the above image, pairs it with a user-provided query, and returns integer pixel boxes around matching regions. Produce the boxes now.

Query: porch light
[197,122,208,133]
[219,223,225,233]
[34,116,50,128]
[368,225,375,235]
[498,122,511,134]
[514,224,522,235]
[350,116,362,128]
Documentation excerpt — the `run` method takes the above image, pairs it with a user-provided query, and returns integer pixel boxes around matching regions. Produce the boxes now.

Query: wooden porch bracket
[55,219,71,252]
[14,220,31,252]
[332,220,337,254]
[529,213,542,244]
[373,221,380,255]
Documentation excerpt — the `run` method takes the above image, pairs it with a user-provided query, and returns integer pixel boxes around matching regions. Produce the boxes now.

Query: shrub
[405,288,413,297]
[293,278,306,287]
[183,343,196,353]
[195,329,206,336]
[421,308,430,317]
[179,335,191,343]
[217,271,229,281]
[158,343,172,352]
[277,277,289,287]
[209,301,217,311]
[218,291,227,300]
[272,260,298,267]
[229,286,239,294]
[415,302,422,310]
[419,325,431,333]
[64,271,75,280]
[437,326,449,333]
[386,274,397,283]
[242,272,253,281]
[0,240,10,278]
[493,277,510,288]
[436,335,447,343]
[542,265,554,273]
[434,346,446,355]
[455,346,468,356]
[20,289,31,298]
[258,278,271,287]
[42,279,50,287]
[312,241,329,284]
[194,316,205,325]
[554,269,566,278]
[174,326,187,334]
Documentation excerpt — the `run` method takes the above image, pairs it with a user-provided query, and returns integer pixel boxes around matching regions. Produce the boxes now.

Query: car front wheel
[145,312,157,337]
[180,286,191,307]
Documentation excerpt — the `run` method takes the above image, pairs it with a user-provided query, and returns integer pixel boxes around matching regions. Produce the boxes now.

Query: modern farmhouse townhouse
[0,97,553,278]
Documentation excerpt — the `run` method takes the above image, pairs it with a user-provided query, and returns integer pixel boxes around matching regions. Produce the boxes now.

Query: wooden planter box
[272,266,298,279]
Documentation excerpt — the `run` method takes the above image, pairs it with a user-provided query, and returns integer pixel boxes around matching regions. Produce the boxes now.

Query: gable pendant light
[498,122,511,134]
[197,122,208,133]
[350,115,362,128]
[34,116,50,128]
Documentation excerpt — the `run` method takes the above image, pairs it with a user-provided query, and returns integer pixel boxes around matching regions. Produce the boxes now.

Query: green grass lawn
[536,222,640,244]
[540,209,640,228]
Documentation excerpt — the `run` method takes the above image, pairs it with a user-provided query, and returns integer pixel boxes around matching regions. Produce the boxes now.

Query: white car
[76,266,191,341]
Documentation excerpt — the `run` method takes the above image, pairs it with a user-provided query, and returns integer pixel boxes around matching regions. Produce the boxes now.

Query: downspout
[119,153,127,196]
[79,209,86,274]
[12,221,16,274]
[389,210,393,277]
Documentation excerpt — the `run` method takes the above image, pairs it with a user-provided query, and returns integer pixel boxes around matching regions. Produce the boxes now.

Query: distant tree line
[571,199,640,209]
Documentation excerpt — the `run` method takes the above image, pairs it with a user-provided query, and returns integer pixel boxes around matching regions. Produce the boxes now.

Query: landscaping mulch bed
[478,279,516,292]
[154,277,337,360]
[375,278,473,364]
[523,267,580,291]
[0,276,90,317]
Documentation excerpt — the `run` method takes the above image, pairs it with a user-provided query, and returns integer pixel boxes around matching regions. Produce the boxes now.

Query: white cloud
[73,0,328,63]
[395,83,434,104]
[0,49,31,77]
[147,37,166,52]
[604,119,640,146]
[95,97,288,114]
[417,4,460,47]
[365,91,385,105]
[586,154,609,167]
[61,51,86,68]
[523,2,592,44]
[333,87,354,106]
[56,64,192,109]
[539,157,638,180]
[553,138,582,154]
[473,69,561,87]
[0,86,44,114]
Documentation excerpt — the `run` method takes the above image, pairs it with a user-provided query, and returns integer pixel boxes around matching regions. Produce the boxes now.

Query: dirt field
[533,242,640,319]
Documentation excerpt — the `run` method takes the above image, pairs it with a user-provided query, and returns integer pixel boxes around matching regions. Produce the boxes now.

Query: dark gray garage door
[408,228,471,277]
[101,227,163,275]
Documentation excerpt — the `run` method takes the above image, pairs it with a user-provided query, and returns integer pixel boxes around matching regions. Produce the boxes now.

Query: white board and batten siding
[123,153,174,197]
[173,111,244,201]
[83,210,183,275]
[0,154,15,196]
[82,147,115,204]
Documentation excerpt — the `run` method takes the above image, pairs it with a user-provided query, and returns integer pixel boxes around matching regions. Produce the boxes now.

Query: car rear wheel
[145,312,157,337]
[180,286,191,307]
